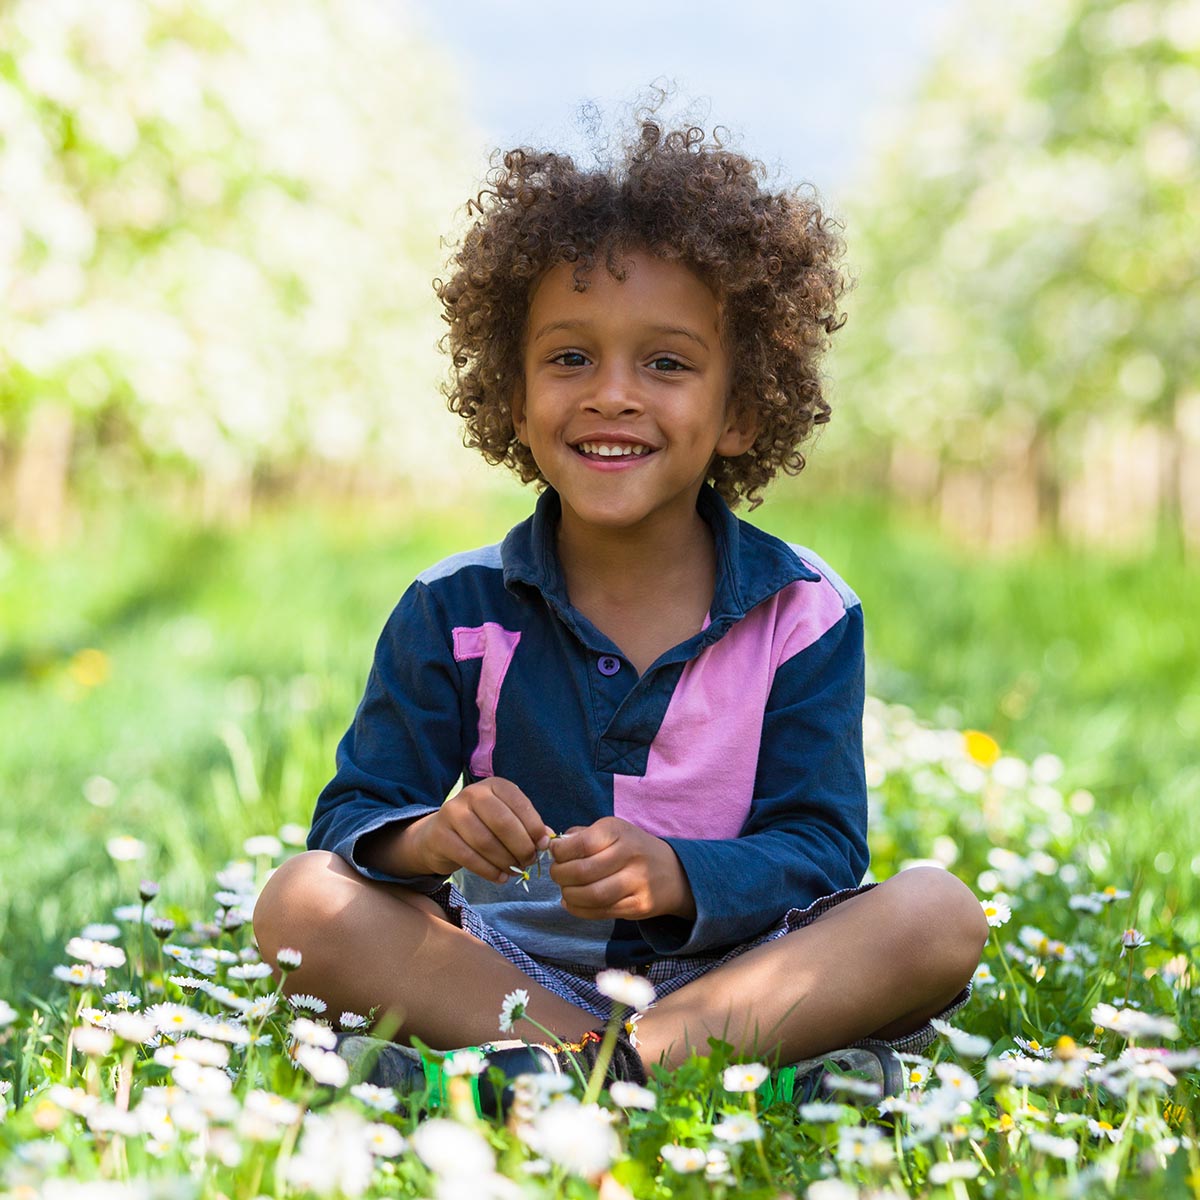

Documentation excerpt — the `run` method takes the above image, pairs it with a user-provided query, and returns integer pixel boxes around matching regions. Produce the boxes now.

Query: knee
[252,850,354,966]
[888,866,989,985]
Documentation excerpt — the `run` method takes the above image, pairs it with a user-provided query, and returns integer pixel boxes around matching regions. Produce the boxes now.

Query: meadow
[1,484,1197,1197]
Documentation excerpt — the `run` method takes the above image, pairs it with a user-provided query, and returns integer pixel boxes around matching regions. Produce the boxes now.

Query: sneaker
[762,1040,904,1111]
[334,1034,561,1116]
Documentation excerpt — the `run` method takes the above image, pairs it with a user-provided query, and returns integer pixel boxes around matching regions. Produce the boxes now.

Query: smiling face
[513,250,756,544]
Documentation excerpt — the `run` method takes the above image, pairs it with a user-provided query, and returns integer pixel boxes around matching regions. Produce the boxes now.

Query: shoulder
[780,542,860,611]
[414,542,504,587]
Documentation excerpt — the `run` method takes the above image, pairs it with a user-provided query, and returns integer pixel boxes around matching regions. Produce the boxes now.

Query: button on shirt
[309,485,869,968]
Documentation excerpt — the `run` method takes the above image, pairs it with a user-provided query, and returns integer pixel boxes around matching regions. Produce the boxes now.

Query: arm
[636,605,869,955]
[311,581,551,888]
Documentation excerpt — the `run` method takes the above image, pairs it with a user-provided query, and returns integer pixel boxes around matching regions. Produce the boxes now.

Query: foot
[781,1040,904,1108]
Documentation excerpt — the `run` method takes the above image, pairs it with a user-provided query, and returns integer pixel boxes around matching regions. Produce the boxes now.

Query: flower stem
[582,1005,625,1106]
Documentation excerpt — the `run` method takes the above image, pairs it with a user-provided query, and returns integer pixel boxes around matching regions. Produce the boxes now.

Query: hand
[548,817,696,922]
[405,777,552,884]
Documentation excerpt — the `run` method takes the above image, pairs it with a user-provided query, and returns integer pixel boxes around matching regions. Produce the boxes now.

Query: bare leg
[635,866,988,1069]
[252,851,597,1049]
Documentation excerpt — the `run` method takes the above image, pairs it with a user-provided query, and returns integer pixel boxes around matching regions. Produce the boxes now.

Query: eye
[551,351,589,367]
[649,356,686,372]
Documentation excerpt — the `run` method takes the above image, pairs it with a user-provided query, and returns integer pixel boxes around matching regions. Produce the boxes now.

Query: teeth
[577,442,649,457]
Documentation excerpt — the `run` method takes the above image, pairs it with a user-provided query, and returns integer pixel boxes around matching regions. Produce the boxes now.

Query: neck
[556,503,714,603]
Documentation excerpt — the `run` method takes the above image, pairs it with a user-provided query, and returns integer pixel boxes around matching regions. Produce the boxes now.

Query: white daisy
[339,1011,370,1031]
[53,963,107,988]
[929,1160,982,1183]
[103,990,140,1009]
[350,1083,399,1111]
[444,1048,489,1077]
[0,1000,19,1028]
[661,1144,706,1173]
[713,1111,762,1143]
[287,993,328,1015]
[365,1122,406,1156]
[228,962,274,981]
[289,1017,337,1049]
[498,988,530,1033]
[276,947,303,971]
[293,1044,350,1088]
[609,1081,656,1109]
[244,835,283,857]
[594,969,656,1011]
[980,897,1011,927]
[930,1017,991,1057]
[80,923,122,942]
[721,1061,769,1092]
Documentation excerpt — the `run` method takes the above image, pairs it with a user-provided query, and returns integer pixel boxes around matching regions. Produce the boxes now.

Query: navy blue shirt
[310,486,869,967]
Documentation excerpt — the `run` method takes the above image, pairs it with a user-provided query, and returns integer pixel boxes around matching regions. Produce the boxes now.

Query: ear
[715,400,758,458]
[511,384,529,446]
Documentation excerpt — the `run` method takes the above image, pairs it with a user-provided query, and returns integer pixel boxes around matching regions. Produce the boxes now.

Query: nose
[583,361,643,418]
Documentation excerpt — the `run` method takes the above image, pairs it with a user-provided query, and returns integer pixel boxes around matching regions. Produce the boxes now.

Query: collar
[501,486,820,653]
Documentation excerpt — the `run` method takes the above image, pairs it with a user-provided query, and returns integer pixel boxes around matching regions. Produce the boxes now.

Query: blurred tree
[0,0,476,540]
[830,0,1200,548]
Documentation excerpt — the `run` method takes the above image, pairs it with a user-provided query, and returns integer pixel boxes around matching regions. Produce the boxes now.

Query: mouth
[571,440,658,461]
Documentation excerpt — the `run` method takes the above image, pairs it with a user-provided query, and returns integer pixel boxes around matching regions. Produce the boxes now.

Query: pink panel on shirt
[453,623,522,778]
[612,575,846,839]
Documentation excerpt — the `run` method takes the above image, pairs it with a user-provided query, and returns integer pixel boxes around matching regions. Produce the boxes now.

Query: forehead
[526,251,722,335]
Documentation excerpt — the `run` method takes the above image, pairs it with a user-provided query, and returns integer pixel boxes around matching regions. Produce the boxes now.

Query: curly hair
[434,119,848,508]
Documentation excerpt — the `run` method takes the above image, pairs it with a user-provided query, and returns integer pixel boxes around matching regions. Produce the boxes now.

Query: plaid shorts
[429,879,969,1055]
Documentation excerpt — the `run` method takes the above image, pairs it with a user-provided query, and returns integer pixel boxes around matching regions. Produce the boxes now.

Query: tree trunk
[11,404,74,546]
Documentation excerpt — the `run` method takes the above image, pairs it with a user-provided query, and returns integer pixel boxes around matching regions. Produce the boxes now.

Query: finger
[450,811,525,882]
[473,791,542,866]
[548,823,612,863]
[443,833,514,885]
[561,882,643,921]
[488,777,554,850]
[548,842,625,888]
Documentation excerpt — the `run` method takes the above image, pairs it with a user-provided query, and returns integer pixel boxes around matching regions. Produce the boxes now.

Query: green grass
[1,482,1197,1000]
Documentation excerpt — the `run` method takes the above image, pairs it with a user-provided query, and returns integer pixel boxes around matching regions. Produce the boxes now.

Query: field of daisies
[1,690,1196,1199]
[2,497,1198,1199]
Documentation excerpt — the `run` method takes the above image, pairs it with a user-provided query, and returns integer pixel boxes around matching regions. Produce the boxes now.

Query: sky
[407,0,965,206]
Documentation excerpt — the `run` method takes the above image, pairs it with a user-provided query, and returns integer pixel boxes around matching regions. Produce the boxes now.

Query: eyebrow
[531,319,710,352]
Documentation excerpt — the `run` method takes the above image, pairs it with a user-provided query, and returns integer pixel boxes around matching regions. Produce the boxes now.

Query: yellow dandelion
[998,1113,1015,1133]
[964,730,1001,766]
[68,648,111,689]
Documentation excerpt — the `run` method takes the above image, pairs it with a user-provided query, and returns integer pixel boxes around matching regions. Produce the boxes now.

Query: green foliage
[832,0,1200,487]
[0,0,474,482]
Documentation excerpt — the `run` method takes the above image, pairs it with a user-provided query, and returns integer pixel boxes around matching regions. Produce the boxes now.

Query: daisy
[103,990,140,1009]
[608,1081,656,1110]
[292,1044,350,1088]
[930,1018,990,1057]
[713,1111,762,1143]
[527,1099,619,1180]
[1087,1118,1122,1142]
[1120,928,1149,956]
[80,923,121,942]
[934,1062,979,1102]
[1014,1036,1053,1059]
[276,947,303,971]
[0,1000,18,1028]
[411,1117,497,1176]
[243,1088,303,1125]
[339,1011,370,1031]
[595,969,656,1011]
[243,995,279,1021]
[350,1083,399,1111]
[106,835,147,862]
[929,1160,981,1183]
[661,1144,706,1173]
[721,1061,769,1092]
[980,897,1011,927]
[199,1019,252,1046]
[287,993,328,1015]
[797,1101,848,1122]
[498,988,530,1033]
[972,963,996,986]
[53,963,107,988]
[108,1012,158,1044]
[1028,1132,1078,1160]
[227,962,274,981]
[144,1003,202,1035]
[289,1017,337,1049]
[167,974,207,992]
[444,1048,489,1077]
[365,1122,406,1157]
[1092,1003,1180,1040]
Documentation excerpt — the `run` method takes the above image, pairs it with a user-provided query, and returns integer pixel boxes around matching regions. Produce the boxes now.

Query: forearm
[356,814,442,879]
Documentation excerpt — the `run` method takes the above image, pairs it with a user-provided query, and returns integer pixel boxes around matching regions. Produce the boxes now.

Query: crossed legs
[252,852,987,1068]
